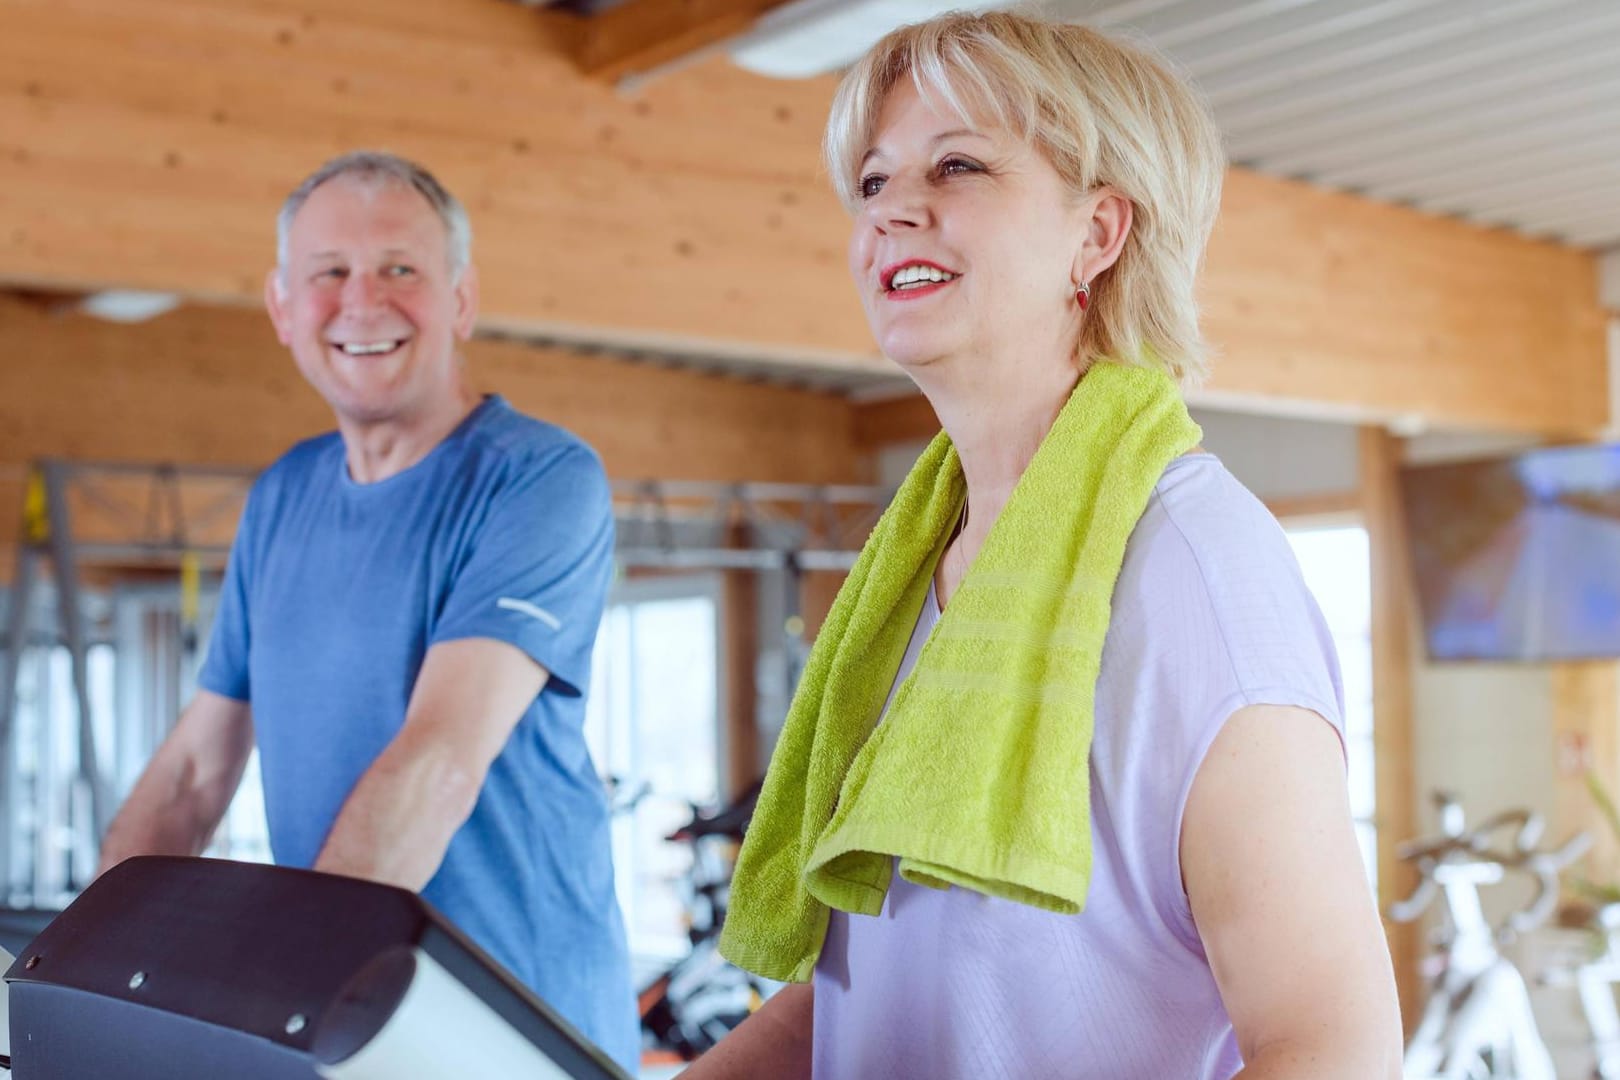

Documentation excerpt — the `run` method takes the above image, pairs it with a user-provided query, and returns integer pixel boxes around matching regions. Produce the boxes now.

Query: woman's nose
[865,174,931,234]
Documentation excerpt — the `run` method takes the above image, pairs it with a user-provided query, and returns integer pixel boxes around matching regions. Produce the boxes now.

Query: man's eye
[385,264,416,278]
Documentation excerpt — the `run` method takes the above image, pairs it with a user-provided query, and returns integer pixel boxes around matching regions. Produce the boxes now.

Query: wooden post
[1359,424,1421,1034]
[722,523,761,799]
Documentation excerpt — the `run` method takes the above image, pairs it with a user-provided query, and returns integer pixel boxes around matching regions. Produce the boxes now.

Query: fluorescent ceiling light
[78,291,182,323]
[730,0,1015,79]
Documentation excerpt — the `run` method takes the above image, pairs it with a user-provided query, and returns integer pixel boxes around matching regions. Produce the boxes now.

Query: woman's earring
[1075,281,1091,312]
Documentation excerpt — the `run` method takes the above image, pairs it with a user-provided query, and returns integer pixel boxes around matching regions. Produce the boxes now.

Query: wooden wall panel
[1203,171,1610,436]
[1552,662,1620,888]
[854,393,939,452]
[0,294,864,485]
[0,0,866,359]
[0,0,1609,434]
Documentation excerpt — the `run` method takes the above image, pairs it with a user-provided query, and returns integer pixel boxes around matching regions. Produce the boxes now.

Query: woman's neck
[927,359,1082,548]
[921,352,1084,605]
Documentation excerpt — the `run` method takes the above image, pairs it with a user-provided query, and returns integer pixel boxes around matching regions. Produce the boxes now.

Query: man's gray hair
[276,151,472,282]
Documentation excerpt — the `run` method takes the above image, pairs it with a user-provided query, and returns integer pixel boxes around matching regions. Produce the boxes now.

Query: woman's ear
[1072,188,1134,288]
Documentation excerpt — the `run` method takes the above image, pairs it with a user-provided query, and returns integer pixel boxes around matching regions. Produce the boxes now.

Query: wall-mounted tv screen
[1400,443,1620,661]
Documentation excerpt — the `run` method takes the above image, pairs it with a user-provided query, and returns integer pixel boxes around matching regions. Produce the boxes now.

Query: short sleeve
[1155,470,1347,918]
[430,442,615,697]
[197,493,256,703]
[1093,457,1347,942]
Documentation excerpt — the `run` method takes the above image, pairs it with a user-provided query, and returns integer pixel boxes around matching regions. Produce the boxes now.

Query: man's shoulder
[462,398,605,479]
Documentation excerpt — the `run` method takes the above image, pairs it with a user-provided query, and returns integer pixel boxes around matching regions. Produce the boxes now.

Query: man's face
[266,177,478,428]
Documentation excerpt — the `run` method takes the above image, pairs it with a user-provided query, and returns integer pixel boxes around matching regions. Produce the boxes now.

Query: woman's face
[848,79,1092,376]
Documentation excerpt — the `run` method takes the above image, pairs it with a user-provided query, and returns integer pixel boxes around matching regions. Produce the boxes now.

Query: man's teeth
[337,341,401,356]
[891,265,958,290]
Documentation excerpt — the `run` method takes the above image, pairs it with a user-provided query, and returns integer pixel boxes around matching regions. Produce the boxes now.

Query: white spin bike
[1391,793,1589,1080]
[1542,900,1620,1079]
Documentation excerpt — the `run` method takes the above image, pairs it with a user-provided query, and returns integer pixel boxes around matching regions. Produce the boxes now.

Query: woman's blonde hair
[825,11,1225,383]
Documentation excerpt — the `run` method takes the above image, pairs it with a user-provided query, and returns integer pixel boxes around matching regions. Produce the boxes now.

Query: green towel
[717,361,1201,983]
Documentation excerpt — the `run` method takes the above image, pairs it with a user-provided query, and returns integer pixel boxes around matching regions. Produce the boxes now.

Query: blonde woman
[692,12,1400,1079]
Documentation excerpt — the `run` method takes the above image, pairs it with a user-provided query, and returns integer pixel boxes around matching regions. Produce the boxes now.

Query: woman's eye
[858,174,886,199]
[939,157,980,176]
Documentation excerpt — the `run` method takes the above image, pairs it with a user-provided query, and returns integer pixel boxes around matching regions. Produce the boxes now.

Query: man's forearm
[313,731,482,891]
[97,692,254,878]
[98,754,230,873]
[316,639,547,891]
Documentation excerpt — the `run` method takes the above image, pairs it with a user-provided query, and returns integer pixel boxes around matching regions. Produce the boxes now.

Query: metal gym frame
[0,458,891,879]
[0,459,256,892]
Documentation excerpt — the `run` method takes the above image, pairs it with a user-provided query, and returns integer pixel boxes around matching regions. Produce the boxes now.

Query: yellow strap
[21,469,48,544]
[180,550,201,625]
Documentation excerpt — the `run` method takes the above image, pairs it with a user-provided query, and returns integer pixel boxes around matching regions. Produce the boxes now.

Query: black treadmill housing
[1,856,627,1079]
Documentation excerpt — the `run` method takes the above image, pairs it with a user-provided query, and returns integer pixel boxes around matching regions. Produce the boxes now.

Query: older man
[95,151,637,1070]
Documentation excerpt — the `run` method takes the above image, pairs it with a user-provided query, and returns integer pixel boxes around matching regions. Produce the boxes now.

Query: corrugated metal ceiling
[736,0,1620,251]
[1109,0,1620,250]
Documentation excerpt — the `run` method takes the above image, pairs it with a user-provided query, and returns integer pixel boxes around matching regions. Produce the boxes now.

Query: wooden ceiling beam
[571,0,796,83]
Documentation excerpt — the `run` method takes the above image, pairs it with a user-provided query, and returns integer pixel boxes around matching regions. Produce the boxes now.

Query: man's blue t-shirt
[198,395,636,1070]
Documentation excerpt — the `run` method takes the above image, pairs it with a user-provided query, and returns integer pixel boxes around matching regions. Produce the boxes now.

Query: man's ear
[264,269,293,346]
[452,263,480,341]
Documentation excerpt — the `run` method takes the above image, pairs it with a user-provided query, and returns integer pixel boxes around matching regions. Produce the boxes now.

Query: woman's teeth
[890,265,958,290]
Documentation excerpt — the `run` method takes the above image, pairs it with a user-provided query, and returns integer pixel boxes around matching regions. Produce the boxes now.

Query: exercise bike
[1542,899,1620,1079]
[636,780,782,1061]
[1392,792,1589,1080]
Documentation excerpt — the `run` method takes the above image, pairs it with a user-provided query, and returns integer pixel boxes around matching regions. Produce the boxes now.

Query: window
[583,575,723,966]
[109,583,271,865]
[213,751,272,864]
[4,640,117,906]
[1286,524,1378,890]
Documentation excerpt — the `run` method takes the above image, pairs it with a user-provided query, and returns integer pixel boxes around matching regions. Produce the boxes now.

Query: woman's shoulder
[1108,452,1338,704]
[1118,452,1296,596]
[1091,454,1345,946]
[1142,451,1285,550]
